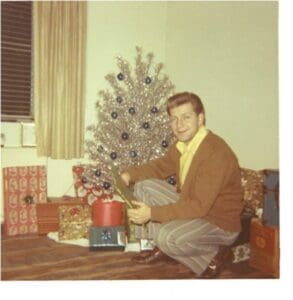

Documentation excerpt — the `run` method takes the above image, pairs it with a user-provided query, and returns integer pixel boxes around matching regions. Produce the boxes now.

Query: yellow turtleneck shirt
[176,126,208,186]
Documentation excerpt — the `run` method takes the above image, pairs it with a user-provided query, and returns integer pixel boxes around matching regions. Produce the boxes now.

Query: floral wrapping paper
[72,165,112,205]
[249,218,279,277]
[3,166,47,236]
[232,243,250,263]
[58,204,92,240]
[240,168,264,215]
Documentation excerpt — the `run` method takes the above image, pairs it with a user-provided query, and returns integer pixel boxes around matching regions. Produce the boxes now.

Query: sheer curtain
[33,1,87,159]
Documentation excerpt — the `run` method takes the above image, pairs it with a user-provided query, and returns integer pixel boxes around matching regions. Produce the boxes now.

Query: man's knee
[155,224,178,255]
[133,179,157,199]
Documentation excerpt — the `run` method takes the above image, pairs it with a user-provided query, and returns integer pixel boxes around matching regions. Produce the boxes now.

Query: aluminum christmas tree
[85,47,175,195]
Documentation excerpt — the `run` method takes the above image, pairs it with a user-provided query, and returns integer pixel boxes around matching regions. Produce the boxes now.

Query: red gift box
[72,165,112,205]
[249,218,279,277]
[3,166,47,236]
[92,200,125,227]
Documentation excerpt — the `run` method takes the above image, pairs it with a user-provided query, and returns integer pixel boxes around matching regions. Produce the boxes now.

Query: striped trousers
[133,179,239,275]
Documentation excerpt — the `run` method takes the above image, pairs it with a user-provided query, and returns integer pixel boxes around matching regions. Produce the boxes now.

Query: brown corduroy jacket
[127,131,244,232]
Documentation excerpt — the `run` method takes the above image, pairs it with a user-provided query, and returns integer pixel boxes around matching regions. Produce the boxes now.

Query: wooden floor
[1,232,275,280]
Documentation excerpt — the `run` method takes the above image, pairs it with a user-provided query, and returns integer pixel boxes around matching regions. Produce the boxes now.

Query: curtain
[33,1,87,159]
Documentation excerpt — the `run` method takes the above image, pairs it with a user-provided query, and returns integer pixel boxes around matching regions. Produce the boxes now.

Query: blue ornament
[143,122,150,129]
[110,152,117,160]
[116,96,123,103]
[121,132,129,140]
[128,107,136,115]
[95,169,101,177]
[150,106,158,114]
[103,181,111,190]
[145,76,152,84]
[111,112,118,119]
[130,150,137,158]
[117,73,124,80]
[161,140,168,148]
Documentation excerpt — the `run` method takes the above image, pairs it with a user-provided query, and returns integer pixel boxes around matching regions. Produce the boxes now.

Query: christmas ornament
[161,140,168,148]
[111,112,118,119]
[128,107,136,115]
[121,132,129,140]
[95,169,102,177]
[116,96,123,103]
[110,152,117,160]
[130,150,137,158]
[142,122,150,129]
[103,181,111,190]
[85,46,175,194]
[145,76,152,84]
[117,73,124,80]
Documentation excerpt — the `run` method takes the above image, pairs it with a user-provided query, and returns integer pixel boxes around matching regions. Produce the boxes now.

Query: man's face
[169,102,204,144]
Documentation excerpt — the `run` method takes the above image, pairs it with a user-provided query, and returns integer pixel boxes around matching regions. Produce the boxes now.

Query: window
[1,1,33,121]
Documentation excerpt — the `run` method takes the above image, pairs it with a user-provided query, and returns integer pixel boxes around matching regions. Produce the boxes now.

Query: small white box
[21,122,36,147]
[140,239,155,251]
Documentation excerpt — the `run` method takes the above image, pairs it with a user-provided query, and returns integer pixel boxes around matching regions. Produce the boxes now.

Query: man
[120,92,243,278]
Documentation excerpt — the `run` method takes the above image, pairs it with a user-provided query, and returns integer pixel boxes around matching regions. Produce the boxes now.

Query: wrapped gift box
[36,197,83,235]
[3,166,47,236]
[263,169,279,227]
[92,200,125,227]
[72,165,112,205]
[249,218,279,277]
[58,204,92,240]
[89,226,126,250]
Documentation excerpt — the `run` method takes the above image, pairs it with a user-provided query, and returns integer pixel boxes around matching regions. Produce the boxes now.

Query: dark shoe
[200,246,234,279]
[131,247,178,264]
[131,250,153,263]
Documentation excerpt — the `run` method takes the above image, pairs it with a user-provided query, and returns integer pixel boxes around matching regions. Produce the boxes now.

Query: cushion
[240,168,264,214]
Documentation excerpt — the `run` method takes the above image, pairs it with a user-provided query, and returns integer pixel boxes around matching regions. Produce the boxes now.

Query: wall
[164,1,278,169]
[84,1,168,129]
[1,1,278,222]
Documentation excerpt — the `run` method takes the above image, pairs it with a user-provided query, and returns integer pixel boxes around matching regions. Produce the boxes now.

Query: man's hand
[120,172,131,186]
[127,201,151,225]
